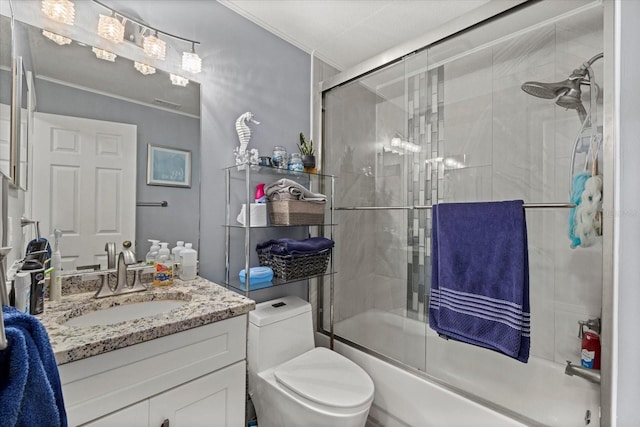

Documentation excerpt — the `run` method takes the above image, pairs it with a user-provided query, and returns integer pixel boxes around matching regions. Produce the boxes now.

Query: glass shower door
[322,54,431,371]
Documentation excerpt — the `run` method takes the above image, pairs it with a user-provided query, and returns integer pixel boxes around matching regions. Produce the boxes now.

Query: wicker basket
[257,247,331,281]
[268,200,325,225]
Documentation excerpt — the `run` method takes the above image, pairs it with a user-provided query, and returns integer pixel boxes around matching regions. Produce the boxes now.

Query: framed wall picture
[146,144,191,187]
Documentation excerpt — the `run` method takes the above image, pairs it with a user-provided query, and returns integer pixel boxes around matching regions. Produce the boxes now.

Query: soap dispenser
[146,240,160,265]
[153,243,173,286]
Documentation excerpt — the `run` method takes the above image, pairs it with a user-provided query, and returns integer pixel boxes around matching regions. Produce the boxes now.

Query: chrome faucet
[565,360,601,384]
[95,241,146,298]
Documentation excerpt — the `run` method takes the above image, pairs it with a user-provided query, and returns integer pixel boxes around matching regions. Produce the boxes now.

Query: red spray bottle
[581,329,601,370]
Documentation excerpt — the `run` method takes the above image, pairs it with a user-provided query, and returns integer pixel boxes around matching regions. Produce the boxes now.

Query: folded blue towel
[256,237,334,256]
[0,306,67,426]
[429,200,530,363]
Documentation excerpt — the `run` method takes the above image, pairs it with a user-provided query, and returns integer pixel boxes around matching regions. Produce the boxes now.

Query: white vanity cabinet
[59,315,247,427]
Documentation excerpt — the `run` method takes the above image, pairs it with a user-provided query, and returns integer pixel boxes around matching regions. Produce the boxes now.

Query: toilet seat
[273,347,374,410]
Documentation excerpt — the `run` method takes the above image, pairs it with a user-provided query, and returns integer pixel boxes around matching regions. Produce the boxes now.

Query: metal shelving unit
[223,164,335,297]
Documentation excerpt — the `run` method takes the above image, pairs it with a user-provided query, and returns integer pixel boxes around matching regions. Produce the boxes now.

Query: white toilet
[248,296,375,427]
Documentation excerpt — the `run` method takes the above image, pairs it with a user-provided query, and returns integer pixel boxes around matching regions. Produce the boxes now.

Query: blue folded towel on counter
[429,200,530,363]
[0,306,67,426]
[256,237,334,256]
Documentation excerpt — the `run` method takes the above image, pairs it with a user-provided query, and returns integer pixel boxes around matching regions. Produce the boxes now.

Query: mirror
[0,14,30,190]
[12,54,29,191]
[7,13,201,271]
[0,15,12,180]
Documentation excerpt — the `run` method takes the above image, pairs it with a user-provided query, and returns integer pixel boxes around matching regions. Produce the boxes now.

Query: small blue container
[239,266,274,290]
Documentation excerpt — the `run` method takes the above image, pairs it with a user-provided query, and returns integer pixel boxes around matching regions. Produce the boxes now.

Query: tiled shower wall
[325,6,603,365]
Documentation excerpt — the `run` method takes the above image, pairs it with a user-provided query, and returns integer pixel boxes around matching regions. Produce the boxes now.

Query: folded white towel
[265,179,326,203]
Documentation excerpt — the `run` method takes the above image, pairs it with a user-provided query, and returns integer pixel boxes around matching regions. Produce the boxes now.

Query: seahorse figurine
[235,111,260,160]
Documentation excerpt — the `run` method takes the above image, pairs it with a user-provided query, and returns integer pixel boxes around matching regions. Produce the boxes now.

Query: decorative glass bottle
[288,153,304,172]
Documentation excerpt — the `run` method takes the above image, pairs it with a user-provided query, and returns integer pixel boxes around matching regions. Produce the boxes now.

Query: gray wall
[616,0,640,423]
[193,4,311,297]
[35,79,201,259]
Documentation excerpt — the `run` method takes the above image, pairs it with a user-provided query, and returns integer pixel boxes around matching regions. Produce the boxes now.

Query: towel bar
[336,202,576,211]
[136,201,168,207]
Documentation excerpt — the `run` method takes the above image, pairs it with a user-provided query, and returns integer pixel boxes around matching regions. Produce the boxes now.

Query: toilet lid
[274,347,374,409]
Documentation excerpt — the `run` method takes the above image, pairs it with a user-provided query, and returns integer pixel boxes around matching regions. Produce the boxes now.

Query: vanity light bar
[42,0,204,75]
[92,0,202,73]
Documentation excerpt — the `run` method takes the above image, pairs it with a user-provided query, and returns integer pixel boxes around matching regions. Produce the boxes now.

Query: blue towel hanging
[0,306,67,426]
[429,200,530,363]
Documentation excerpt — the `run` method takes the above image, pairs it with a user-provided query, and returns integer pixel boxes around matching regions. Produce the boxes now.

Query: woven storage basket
[267,200,325,225]
[257,247,331,281]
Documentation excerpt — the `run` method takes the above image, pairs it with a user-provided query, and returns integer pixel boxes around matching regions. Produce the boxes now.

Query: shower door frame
[316,0,616,425]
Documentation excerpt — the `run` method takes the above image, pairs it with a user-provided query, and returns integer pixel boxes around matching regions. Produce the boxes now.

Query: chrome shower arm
[581,52,604,70]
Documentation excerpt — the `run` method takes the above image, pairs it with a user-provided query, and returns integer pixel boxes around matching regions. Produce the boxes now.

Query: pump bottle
[153,242,173,286]
[146,240,160,265]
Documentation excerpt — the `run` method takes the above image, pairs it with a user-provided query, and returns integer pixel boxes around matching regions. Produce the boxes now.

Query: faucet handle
[105,242,116,269]
[578,317,601,337]
[578,321,585,338]
[120,241,137,265]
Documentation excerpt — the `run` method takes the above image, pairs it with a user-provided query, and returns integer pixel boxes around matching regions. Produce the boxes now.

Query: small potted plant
[298,132,316,172]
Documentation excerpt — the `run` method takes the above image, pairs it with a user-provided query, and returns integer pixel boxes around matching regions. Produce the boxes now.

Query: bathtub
[317,309,600,427]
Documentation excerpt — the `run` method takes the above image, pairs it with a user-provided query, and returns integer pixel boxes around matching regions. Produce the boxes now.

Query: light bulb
[41,0,75,26]
[98,14,125,43]
[170,74,189,87]
[92,47,117,62]
[143,33,166,60]
[134,61,156,75]
[182,51,202,74]
[42,30,72,46]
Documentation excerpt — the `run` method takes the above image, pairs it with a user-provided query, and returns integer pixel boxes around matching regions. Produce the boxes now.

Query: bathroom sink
[64,300,188,327]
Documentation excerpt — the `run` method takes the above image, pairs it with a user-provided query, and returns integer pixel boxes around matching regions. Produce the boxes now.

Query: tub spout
[565,360,600,384]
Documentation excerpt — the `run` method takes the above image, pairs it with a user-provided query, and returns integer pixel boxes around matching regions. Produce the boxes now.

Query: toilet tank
[248,296,315,373]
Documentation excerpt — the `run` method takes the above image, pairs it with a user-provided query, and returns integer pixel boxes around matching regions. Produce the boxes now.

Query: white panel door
[148,361,246,427]
[32,112,136,269]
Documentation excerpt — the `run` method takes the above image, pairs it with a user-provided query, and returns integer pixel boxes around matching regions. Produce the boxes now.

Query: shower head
[522,71,588,123]
[555,89,582,109]
[555,75,584,107]
[521,80,572,99]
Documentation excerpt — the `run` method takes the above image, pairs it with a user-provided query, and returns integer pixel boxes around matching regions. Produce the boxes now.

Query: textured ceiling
[217,0,492,71]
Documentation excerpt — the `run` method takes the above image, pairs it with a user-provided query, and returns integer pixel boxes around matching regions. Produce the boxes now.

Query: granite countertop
[38,276,255,365]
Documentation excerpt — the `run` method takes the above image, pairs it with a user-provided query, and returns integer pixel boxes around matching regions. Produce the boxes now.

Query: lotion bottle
[179,243,197,281]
